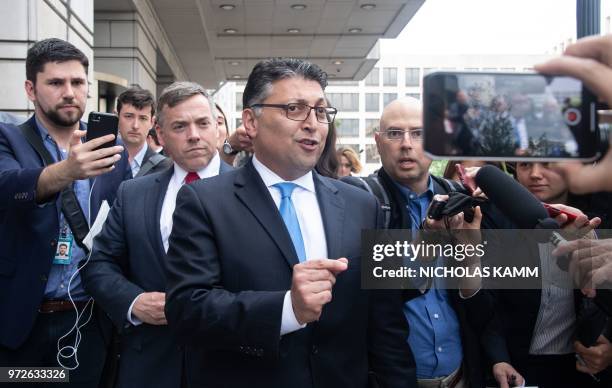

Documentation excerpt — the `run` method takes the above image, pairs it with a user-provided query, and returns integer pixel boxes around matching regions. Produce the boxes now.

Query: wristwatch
[223,139,239,155]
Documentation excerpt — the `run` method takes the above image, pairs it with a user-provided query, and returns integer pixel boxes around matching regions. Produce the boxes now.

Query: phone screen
[423,72,599,161]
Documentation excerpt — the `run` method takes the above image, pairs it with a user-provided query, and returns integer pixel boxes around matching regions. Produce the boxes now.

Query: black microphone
[474,165,558,230]
[475,166,612,317]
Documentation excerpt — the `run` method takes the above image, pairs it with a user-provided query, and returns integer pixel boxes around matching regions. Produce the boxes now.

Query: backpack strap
[358,176,392,229]
[18,122,90,252]
[136,152,167,177]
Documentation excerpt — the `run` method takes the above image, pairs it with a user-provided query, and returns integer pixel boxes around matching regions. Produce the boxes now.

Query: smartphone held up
[86,112,119,150]
[423,71,603,162]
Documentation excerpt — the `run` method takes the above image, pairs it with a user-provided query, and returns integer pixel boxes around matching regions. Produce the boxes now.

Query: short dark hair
[117,87,156,116]
[156,81,215,127]
[147,128,160,146]
[26,38,89,84]
[59,243,68,249]
[242,58,327,109]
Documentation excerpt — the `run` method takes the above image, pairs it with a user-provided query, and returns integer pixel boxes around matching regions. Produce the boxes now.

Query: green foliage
[429,160,448,177]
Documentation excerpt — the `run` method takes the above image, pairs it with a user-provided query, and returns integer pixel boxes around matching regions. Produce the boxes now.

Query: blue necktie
[274,182,306,262]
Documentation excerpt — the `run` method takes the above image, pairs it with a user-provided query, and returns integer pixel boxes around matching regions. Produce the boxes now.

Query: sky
[385,0,578,55]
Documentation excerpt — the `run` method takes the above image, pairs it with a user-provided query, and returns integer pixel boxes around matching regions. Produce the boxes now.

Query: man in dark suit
[82,81,232,388]
[164,58,415,388]
[0,38,130,386]
[116,87,171,177]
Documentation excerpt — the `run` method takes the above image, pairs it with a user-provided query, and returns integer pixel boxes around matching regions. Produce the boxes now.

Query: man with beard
[0,38,130,387]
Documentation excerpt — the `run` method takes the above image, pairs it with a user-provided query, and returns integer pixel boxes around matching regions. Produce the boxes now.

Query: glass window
[365,93,379,112]
[235,92,243,111]
[365,119,379,137]
[335,118,359,137]
[406,93,420,100]
[405,68,420,86]
[383,67,397,86]
[365,68,379,86]
[366,144,381,164]
[235,118,242,130]
[383,93,397,107]
[327,93,359,112]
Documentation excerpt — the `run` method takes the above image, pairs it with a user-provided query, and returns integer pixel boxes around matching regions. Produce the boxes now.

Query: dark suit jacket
[0,116,131,349]
[135,145,172,178]
[82,160,232,388]
[164,161,416,388]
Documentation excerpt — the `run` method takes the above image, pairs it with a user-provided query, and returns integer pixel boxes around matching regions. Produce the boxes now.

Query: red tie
[184,172,200,184]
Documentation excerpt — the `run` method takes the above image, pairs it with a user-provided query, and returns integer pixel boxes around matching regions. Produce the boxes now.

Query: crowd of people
[1,34,612,388]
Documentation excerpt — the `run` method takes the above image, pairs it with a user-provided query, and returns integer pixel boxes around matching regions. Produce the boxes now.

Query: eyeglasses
[249,103,337,124]
[378,128,423,142]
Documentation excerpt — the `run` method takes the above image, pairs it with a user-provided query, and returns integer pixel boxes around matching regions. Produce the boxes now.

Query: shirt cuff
[280,291,306,336]
[127,293,144,326]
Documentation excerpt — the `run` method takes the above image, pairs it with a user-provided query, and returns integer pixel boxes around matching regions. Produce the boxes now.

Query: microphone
[475,166,612,316]
[474,165,558,230]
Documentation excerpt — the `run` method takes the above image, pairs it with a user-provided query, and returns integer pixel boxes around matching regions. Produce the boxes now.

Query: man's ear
[24,80,36,103]
[242,108,258,139]
[374,131,382,152]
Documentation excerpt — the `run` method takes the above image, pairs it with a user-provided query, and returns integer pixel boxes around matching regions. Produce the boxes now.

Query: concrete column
[94,11,157,96]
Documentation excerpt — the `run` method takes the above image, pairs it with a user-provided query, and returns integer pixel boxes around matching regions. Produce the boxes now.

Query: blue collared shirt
[37,117,90,301]
[129,143,148,177]
[395,177,463,379]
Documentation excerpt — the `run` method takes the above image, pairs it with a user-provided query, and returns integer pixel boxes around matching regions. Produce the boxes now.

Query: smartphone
[86,112,118,150]
[423,71,600,161]
[455,163,476,194]
[543,203,578,224]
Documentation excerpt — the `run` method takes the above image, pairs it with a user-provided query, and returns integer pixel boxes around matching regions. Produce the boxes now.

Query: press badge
[53,227,73,265]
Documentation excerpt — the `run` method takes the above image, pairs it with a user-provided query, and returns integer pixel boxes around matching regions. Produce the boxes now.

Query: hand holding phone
[63,127,123,181]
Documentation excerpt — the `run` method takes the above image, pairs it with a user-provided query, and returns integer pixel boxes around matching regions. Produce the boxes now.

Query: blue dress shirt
[37,118,90,301]
[394,177,463,379]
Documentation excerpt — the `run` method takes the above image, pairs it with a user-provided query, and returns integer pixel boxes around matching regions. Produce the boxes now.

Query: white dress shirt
[252,155,328,336]
[127,152,221,326]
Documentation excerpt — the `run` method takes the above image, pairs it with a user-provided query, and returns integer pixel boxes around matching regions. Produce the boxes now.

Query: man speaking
[165,58,415,388]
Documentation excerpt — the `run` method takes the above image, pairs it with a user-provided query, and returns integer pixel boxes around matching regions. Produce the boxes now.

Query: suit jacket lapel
[147,167,174,259]
[313,173,344,260]
[234,162,299,268]
[142,145,156,166]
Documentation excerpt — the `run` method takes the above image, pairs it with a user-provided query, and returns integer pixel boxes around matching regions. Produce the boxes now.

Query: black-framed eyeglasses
[249,103,337,124]
[378,128,423,142]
